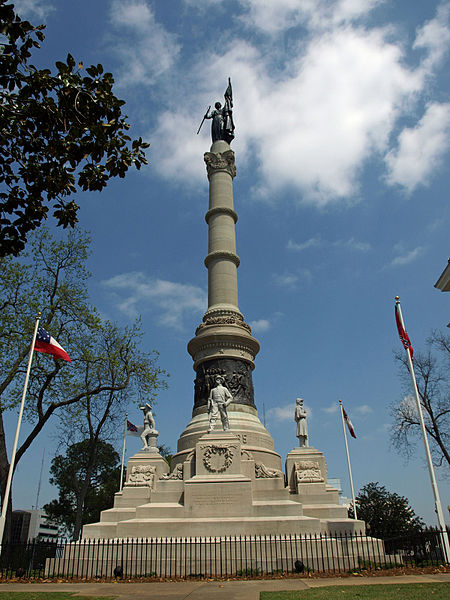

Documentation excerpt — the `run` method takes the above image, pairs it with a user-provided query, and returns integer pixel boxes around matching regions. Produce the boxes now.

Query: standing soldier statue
[208,375,233,432]
[197,78,235,144]
[294,398,309,447]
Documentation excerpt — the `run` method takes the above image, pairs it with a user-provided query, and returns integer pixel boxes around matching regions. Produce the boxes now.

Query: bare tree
[391,331,449,471]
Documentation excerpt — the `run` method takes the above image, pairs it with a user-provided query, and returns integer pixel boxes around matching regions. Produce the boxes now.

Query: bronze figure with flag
[197,78,235,144]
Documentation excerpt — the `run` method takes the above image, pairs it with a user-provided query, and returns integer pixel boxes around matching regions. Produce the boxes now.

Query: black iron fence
[0,528,447,580]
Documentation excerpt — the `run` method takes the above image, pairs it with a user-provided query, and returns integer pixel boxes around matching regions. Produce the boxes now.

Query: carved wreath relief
[201,444,236,473]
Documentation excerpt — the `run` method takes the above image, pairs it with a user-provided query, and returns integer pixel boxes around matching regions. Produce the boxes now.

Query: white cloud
[322,402,339,414]
[13,0,54,19]
[288,236,370,252]
[355,404,373,415]
[287,237,321,251]
[268,401,312,421]
[102,271,206,329]
[414,3,450,72]
[109,0,180,87]
[141,2,449,207]
[390,245,424,267]
[273,273,299,287]
[238,0,385,35]
[249,319,271,333]
[268,404,294,421]
[273,268,312,287]
[152,20,425,205]
[334,238,371,252]
[385,102,450,193]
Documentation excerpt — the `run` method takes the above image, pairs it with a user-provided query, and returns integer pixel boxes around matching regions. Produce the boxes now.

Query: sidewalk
[0,573,449,600]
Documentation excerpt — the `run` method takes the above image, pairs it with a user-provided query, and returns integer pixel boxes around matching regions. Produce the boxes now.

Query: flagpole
[395,297,449,560]
[339,400,357,520]
[0,312,41,548]
[119,413,128,492]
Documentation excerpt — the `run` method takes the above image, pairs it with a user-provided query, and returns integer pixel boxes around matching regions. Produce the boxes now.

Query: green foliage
[0,227,167,540]
[0,1,149,257]
[44,440,120,538]
[391,331,449,471]
[351,482,424,539]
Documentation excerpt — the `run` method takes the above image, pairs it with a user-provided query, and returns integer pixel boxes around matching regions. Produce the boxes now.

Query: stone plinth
[286,447,365,533]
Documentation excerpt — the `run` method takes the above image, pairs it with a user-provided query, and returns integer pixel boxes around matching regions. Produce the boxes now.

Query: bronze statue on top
[197,78,235,144]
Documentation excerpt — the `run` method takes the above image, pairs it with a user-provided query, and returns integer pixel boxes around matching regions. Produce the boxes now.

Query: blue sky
[8,0,449,525]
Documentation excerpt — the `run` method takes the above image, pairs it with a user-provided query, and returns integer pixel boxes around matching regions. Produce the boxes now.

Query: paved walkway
[0,573,449,600]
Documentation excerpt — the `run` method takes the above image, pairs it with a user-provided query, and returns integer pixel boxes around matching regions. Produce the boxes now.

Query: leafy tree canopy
[352,482,424,538]
[0,227,167,540]
[44,439,120,538]
[0,1,149,257]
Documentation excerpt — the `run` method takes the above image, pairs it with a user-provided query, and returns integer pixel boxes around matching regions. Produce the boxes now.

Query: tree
[0,1,149,257]
[44,440,120,538]
[351,482,424,539]
[391,331,449,471]
[0,228,166,540]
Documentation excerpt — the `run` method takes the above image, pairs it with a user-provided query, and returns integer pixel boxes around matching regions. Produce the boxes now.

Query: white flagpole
[395,297,450,561]
[339,400,357,520]
[0,312,41,547]
[119,413,128,492]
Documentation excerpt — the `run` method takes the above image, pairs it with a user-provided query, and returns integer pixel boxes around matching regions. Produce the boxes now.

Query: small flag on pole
[34,326,71,362]
[127,420,138,433]
[126,420,143,437]
[342,406,356,438]
[395,303,413,357]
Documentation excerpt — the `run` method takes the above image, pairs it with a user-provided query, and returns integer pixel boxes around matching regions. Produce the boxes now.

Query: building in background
[11,509,59,543]
[434,259,449,328]
[435,259,450,292]
[328,478,352,510]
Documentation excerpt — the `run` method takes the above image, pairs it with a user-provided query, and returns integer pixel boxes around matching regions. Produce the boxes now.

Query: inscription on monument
[194,494,242,506]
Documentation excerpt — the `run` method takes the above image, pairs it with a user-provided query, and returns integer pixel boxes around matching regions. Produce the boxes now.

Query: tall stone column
[187,140,260,410]
[174,141,281,471]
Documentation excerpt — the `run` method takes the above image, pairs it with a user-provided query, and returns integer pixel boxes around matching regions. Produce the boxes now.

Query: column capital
[204,150,236,179]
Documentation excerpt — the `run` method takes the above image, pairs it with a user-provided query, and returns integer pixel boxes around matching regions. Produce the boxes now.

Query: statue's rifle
[196,105,211,135]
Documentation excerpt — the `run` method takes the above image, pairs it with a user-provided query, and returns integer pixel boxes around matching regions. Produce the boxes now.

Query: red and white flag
[395,303,413,357]
[34,326,71,362]
[342,406,356,438]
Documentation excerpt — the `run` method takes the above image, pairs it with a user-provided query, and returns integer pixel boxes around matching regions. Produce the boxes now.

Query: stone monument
[82,81,364,539]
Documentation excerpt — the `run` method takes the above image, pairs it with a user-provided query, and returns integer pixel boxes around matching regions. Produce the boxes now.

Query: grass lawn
[0,594,116,600]
[260,582,450,600]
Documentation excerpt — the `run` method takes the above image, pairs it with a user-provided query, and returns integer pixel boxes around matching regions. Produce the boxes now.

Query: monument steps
[302,504,349,520]
[114,514,323,537]
[251,500,302,517]
[98,508,136,523]
[134,502,185,519]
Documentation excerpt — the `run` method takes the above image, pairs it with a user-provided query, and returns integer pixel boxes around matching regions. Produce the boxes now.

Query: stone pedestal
[286,447,365,532]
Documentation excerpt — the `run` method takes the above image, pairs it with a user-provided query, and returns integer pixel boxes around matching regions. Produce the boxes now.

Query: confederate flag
[395,303,413,357]
[342,406,356,439]
[34,326,71,362]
